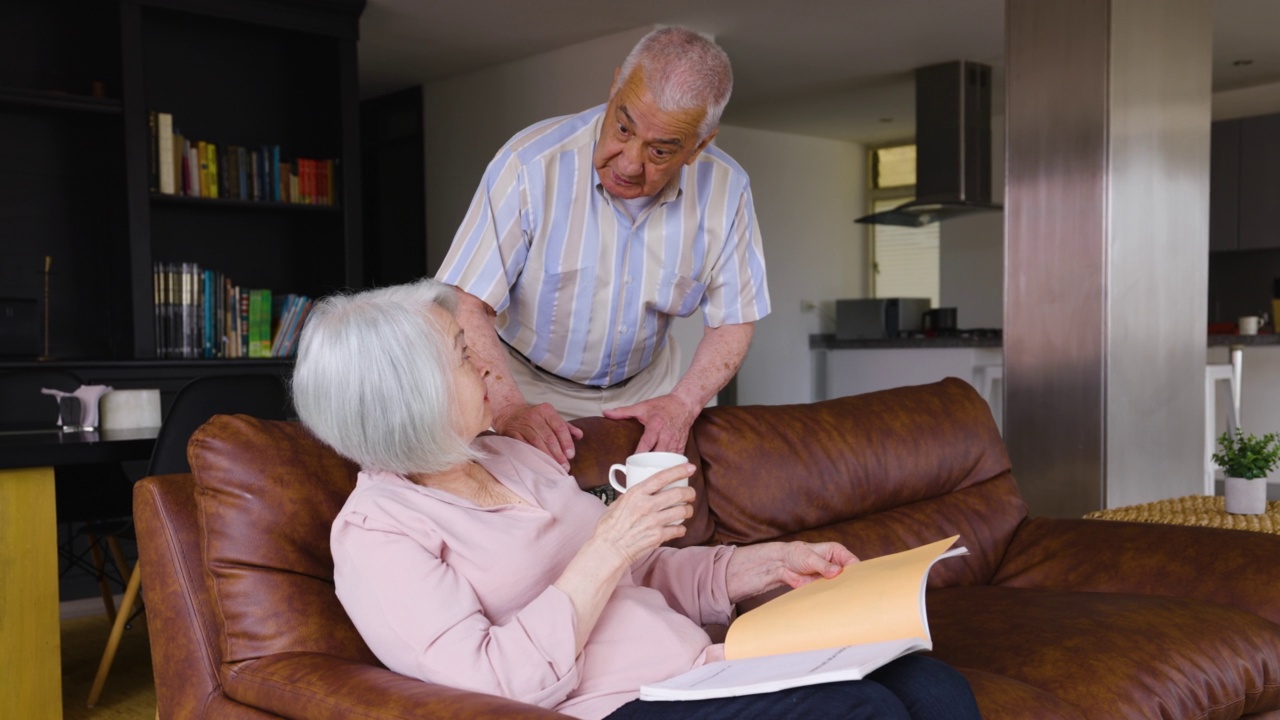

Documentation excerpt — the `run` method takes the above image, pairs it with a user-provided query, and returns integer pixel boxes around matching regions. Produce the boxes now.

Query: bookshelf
[0,0,364,368]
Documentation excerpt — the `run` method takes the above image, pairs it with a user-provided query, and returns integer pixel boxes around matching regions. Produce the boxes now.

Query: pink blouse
[330,435,736,719]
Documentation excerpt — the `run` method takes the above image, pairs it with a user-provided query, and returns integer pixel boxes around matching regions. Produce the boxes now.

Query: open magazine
[640,536,968,701]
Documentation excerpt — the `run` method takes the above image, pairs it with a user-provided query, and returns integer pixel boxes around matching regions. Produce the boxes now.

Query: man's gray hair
[615,26,733,140]
[291,278,482,476]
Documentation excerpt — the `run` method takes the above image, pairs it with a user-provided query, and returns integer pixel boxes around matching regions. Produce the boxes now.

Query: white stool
[973,364,1003,434]
[1204,346,1243,495]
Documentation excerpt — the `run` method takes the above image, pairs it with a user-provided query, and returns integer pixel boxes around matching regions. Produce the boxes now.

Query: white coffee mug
[1239,316,1261,336]
[608,451,690,524]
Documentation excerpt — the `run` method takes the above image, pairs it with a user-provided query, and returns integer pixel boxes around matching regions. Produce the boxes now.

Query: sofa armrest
[994,517,1280,624]
[222,652,572,719]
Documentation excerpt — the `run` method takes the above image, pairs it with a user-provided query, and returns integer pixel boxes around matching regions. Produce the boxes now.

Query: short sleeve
[435,149,531,315]
[700,182,771,327]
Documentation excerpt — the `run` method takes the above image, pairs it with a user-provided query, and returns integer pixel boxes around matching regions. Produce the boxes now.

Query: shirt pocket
[657,270,707,318]
[526,264,596,337]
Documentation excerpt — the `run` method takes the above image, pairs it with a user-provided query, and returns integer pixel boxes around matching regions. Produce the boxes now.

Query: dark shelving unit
[1,0,364,380]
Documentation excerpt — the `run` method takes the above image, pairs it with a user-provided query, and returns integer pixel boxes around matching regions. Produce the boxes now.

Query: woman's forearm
[725,542,856,603]
[724,543,789,603]
[552,540,630,654]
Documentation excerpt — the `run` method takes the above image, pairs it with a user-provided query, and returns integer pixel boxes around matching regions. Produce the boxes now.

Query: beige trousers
[503,340,682,421]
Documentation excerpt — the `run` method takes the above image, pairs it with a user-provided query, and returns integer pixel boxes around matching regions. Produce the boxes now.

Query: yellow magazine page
[724,536,964,660]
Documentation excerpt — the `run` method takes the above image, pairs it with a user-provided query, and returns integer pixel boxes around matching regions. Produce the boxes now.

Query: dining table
[0,425,157,720]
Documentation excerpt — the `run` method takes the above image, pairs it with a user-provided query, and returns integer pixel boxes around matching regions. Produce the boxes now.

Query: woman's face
[427,305,491,439]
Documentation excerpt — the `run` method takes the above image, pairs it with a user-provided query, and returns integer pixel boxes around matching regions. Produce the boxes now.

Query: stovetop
[897,328,1003,340]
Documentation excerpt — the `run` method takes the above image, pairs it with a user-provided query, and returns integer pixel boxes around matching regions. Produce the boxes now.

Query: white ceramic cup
[608,451,690,524]
[1239,315,1261,335]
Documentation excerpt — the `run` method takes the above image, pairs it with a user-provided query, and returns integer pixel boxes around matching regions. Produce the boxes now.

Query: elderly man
[437,27,769,470]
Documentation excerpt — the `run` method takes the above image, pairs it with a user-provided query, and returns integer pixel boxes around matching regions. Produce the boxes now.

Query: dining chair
[86,372,292,707]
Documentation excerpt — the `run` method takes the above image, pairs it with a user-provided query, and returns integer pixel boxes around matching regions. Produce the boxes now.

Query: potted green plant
[1212,429,1280,514]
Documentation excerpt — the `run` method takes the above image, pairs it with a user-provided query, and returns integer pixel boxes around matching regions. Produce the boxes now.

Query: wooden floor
[61,613,156,720]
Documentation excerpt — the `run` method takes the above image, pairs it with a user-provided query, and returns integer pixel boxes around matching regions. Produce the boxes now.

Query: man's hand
[603,393,700,454]
[492,402,583,471]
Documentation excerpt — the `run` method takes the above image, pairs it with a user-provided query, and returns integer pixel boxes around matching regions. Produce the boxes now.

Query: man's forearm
[450,287,582,466]
[451,289,528,413]
[668,322,754,412]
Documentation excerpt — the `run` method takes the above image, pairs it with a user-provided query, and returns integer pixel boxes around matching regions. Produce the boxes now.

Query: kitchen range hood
[856,60,1001,228]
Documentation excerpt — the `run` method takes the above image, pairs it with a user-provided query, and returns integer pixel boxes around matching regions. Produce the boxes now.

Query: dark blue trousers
[606,655,981,720]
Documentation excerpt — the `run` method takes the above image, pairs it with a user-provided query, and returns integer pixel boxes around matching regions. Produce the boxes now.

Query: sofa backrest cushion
[568,416,714,547]
[693,378,1024,585]
[189,414,377,667]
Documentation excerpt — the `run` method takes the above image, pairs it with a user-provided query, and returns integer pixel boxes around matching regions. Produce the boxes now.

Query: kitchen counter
[1208,333,1280,346]
[813,333,1280,350]
[810,333,1001,350]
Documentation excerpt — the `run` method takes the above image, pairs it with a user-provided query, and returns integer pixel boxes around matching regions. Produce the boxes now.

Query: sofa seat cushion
[223,653,571,720]
[957,668,1086,720]
[926,586,1280,720]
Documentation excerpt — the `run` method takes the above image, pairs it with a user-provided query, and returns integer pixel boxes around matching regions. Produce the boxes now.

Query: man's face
[592,68,718,200]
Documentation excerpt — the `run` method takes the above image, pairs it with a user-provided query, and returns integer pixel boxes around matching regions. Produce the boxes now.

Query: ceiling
[358,0,1280,145]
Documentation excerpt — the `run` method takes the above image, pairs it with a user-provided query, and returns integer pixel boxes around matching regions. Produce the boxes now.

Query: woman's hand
[589,464,696,566]
[778,542,858,589]
[725,541,859,603]
[553,463,695,654]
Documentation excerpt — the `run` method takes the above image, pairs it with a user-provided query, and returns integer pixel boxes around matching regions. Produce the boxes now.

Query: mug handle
[608,464,629,493]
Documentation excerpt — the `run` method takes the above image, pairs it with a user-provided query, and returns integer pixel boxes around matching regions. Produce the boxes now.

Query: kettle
[922,308,958,333]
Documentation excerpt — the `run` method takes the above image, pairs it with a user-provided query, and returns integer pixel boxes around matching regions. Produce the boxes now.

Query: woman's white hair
[291,278,482,475]
[615,26,733,140]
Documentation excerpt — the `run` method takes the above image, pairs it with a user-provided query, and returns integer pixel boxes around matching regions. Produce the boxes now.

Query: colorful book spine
[149,111,159,192]
[237,146,249,200]
[239,288,250,358]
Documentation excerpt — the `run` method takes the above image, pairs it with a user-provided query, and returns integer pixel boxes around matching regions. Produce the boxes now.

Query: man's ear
[686,128,719,165]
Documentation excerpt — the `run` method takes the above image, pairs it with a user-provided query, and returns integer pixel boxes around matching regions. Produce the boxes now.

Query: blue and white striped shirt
[437,105,770,387]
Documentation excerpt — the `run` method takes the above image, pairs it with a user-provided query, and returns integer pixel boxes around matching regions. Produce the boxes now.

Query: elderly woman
[291,279,980,720]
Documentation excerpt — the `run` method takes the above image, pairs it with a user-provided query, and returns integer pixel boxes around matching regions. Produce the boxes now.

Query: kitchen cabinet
[1239,114,1280,250]
[1211,113,1280,252]
[1209,120,1239,252]
[815,346,1005,432]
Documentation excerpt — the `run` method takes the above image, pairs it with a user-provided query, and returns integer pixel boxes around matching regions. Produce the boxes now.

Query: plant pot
[1225,476,1268,515]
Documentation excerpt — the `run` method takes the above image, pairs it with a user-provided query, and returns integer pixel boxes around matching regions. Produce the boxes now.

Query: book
[247,289,274,358]
[157,112,175,194]
[239,288,250,357]
[206,141,219,199]
[270,294,312,357]
[639,536,968,702]
[271,145,281,201]
[281,299,312,357]
[173,132,186,195]
[148,110,158,192]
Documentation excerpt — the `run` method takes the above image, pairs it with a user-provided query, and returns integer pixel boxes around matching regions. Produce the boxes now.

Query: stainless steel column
[1004,0,1211,517]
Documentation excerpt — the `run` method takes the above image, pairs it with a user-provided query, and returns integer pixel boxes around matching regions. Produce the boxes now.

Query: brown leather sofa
[136,378,1280,719]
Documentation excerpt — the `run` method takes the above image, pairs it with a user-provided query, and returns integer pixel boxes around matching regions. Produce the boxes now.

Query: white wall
[422,26,651,272]
[422,31,868,408]
[711,126,867,405]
